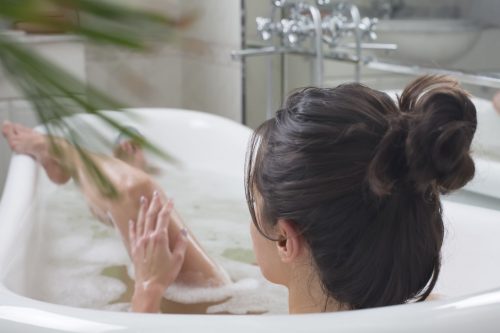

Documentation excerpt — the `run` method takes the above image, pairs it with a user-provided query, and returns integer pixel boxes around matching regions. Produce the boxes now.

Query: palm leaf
[0,0,188,197]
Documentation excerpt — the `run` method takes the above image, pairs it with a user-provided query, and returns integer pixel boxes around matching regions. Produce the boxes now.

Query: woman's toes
[2,124,16,141]
[119,141,137,155]
[2,120,11,130]
[119,141,128,153]
[3,122,25,137]
[13,123,29,134]
[2,122,12,137]
[124,142,133,154]
[8,138,19,151]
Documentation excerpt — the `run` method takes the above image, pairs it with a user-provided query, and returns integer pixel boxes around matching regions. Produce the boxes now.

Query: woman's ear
[275,219,303,263]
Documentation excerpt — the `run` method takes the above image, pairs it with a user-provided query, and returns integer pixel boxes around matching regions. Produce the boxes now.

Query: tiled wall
[84,0,184,108]
[85,0,243,122]
[243,0,284,128]
[85,44,184,108]
[180,0,242,122]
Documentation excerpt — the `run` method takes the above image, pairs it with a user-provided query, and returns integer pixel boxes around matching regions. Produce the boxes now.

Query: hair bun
[400,75,477,193]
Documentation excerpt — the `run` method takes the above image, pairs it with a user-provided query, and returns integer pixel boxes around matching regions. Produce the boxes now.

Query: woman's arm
[129,192,189,313]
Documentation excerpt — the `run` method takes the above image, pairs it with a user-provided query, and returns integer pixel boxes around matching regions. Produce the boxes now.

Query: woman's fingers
[172,228,189,265]
[129,219,136,248]
[137,235,147,261]
[136,195,148,237]
[144,191,162,236]
[131,191,187,291]
[145,233,156,262]
[155,199,174,236]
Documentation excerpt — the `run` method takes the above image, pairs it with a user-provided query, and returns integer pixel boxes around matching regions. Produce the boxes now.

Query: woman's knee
[120,173,157,203]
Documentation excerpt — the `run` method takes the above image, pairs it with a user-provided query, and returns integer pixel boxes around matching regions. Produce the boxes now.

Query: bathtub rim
[0,278,499,332]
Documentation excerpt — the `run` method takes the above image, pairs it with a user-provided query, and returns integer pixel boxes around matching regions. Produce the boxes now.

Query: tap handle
[360,17,379,41]
[316,0,332,5]
[256,17,274,41]
[281,19,301,46]
[272,0,287,8]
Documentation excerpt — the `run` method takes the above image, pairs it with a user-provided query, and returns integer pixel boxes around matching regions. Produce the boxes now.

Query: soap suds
[26,167,287,314]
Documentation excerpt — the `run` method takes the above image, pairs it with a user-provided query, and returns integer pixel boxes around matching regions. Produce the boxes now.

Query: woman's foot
[2,121,72,184]
[113,140,147,171]
[112,127,149,172]
[2,121,150,185]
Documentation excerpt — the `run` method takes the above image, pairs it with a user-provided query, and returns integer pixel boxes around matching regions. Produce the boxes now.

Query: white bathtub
[464,97,500,201]
[0,108,500,332]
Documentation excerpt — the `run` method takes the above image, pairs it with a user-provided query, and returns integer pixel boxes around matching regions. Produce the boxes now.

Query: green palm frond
[0,0,190,197]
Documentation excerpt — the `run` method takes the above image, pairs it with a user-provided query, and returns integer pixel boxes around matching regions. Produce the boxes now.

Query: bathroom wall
[179,0,242,122]
[85,0,243,122]
[243,0,283,128]
[84,0,183,108]
[85,44,184,108]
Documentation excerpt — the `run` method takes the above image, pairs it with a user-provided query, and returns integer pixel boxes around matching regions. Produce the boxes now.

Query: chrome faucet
[321,3,379,48]
[322,2,378,81]
[256,1,322,48]
[231,1,397,116]
[255,1,325,85]
[251,1,384,83]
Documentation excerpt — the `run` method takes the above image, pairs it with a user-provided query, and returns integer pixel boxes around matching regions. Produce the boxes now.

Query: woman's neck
[287,266,346,314]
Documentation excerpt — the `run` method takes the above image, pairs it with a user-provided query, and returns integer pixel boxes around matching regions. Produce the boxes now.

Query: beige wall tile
[245,54,282,129]
[34,41,86,83]
[0,70,23,100]
[182,58,242,122]
[87,53,183,108]
[245,0,274,46]
[0,40,86,99]
[181,0,241,47]
[9,100,39,127]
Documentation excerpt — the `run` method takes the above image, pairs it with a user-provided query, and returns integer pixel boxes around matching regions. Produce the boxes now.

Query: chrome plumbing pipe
[304,3,324,87]
[232,46,368,65]
[341,42,397,50]
[348,3,362,82]
[230,46,282,60]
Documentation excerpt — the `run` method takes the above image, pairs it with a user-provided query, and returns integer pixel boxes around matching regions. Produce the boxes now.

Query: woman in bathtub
[2,75,477,314]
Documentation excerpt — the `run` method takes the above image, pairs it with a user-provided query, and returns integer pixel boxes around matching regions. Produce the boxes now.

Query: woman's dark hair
[245,75,477,310]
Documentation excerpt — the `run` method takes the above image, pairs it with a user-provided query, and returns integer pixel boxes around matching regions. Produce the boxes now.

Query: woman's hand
[130,191,189,313]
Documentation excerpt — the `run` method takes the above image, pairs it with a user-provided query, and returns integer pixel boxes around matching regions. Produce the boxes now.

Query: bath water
[30,165,288,314]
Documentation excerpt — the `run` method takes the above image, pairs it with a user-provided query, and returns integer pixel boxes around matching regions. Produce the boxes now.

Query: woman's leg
[2,122,230,288]
[493,91,500,115]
